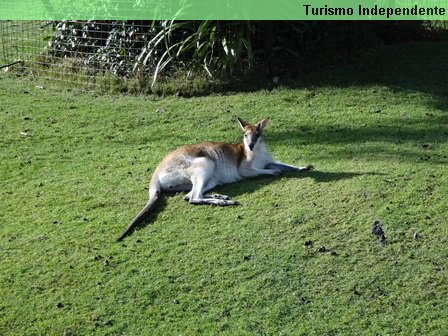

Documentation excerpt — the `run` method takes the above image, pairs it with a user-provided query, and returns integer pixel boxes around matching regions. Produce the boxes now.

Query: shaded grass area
[1,42,447,335]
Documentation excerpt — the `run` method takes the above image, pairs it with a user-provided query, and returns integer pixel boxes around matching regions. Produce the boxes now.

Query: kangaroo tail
[117,188,161,242]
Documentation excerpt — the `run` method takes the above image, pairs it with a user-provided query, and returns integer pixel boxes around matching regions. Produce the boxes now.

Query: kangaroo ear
[256,118,270,130]
[237,117,249,131]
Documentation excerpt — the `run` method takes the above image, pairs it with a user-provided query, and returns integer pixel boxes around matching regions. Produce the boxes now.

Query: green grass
[1,42,447,335]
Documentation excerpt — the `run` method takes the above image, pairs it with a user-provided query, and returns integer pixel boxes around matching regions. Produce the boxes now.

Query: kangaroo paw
[211,194,231,200]
[303,165,314,171]
[215,199,239,206]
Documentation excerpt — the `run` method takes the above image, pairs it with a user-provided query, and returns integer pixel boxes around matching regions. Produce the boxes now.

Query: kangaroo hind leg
[187,158,238,206]
[183,189,235,204]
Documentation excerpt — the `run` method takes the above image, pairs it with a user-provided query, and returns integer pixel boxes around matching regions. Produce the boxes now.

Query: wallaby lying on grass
[117,117,312,241]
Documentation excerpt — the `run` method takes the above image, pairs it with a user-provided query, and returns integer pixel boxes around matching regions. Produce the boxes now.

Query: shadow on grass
[120,169,377,240]
[226,42,448,112]
[212,169,381,200]
[265,122,448,164]
[239,43,448,163]
[269,122,448,146]
[294,170,379,183]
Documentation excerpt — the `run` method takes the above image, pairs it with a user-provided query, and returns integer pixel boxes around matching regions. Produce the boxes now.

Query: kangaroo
[117,117,312,241]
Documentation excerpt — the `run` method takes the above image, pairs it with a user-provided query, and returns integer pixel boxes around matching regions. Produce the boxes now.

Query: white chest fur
[246,141,274,169]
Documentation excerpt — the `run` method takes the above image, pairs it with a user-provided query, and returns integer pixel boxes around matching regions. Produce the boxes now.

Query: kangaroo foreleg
[241,167,282,177]
[265,162,313,172]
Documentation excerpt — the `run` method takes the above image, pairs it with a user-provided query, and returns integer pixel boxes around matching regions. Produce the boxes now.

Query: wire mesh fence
[2,20,445,93]
[0,20,260,93]
[0,20,161,91]
[1,21,47,69]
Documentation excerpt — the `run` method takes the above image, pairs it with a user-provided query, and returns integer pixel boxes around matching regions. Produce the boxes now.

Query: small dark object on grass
[304,240,313,247]
[372,220,387,245]
[318,246,327,253]
[316,245,338,255]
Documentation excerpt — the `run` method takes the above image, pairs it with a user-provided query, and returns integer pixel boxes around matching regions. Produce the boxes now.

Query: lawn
[0,42,447,335]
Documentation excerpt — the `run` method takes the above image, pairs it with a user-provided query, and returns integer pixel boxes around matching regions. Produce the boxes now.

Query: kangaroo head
[237,117,269,151]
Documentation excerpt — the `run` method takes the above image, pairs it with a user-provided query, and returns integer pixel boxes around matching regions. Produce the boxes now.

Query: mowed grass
[1,42,447,335]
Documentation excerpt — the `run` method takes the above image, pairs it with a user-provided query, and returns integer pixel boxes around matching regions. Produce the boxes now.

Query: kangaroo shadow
[119,169,382,240]
[292,170,381,183]
[210,169,381,199]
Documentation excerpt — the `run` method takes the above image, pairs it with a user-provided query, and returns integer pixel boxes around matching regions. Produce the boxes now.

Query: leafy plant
[48,21,156,76]
[135,21,254,86]
[47,20,255,85]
